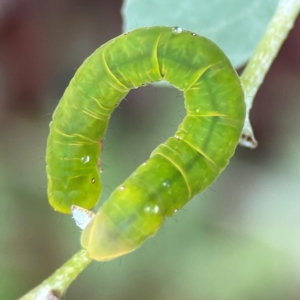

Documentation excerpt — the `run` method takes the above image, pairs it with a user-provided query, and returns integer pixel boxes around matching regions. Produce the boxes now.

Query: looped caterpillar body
[46,26,245,261]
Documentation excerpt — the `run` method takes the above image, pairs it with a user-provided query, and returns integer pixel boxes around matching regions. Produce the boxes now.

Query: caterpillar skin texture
[45,26,245,261]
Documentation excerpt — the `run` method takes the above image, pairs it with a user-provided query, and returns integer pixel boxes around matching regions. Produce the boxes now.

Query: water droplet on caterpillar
[81,156,90,164]
[172,26,182,34]
[119,186,125,191]
[162,180,171,188]
[144,204,160,214]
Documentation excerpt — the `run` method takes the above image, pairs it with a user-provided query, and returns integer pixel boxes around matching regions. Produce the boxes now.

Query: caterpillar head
[47,169,101,214]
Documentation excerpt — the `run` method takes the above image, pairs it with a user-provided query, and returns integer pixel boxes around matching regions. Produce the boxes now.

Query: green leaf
[122,0,279,68]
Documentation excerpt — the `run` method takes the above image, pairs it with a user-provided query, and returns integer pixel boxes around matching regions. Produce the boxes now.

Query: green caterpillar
[46,26,245,261]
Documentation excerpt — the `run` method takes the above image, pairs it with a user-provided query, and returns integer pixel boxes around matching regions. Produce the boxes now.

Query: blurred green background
[0,1,300,299]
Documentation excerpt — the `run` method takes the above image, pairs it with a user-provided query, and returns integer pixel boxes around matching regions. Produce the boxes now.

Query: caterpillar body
[46,26,245,261]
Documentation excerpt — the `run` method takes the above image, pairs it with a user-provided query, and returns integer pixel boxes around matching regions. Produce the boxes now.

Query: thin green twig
[19,250,92,300]
[239,0,300,148]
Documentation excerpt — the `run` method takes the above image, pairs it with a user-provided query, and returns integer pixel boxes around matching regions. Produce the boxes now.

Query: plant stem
[19,250,92,300]
[239,0,300,148]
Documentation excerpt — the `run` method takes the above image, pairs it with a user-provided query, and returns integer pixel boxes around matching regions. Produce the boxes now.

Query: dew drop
[144,204,160,214]
[195,108,200,113]
[100,167,104,173]
[81,156,90,164]
[153,205,160,213]
[91,178,96,184]
[174,209,178,213]
[172,26,182,34]
[119,186,125,191]
[162,180,171,188]
[191,32,197,36]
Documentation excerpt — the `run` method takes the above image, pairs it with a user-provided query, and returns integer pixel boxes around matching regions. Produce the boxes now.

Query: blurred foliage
[0,0,299,299]
[122,0,279,68]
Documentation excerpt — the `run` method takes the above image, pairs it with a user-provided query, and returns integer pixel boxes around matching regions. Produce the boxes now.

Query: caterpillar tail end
[80,211,137,261]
